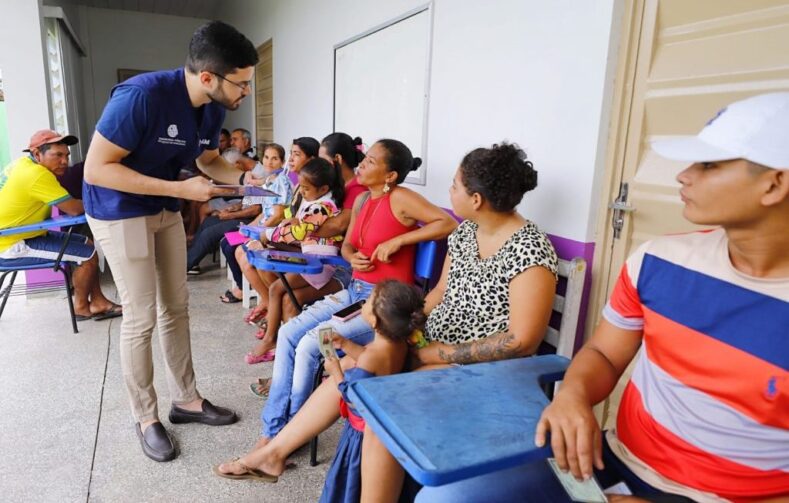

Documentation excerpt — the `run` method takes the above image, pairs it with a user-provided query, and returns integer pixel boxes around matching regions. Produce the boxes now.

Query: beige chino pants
[88,210,200,423]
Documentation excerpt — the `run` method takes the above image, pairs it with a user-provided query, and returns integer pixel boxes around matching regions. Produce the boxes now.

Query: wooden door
[255,40,273,150]
[596,0,789,426]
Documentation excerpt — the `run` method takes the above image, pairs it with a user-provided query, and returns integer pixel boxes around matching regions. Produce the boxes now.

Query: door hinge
[609,182,635,239]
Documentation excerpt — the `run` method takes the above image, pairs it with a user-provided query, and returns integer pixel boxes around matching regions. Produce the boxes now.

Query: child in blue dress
[213,279,426,502]
[319,279,426,503]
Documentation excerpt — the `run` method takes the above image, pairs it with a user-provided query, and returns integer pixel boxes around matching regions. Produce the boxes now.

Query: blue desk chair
[341,258,588,491]
[309,238,443,466]
[0,215,88,334]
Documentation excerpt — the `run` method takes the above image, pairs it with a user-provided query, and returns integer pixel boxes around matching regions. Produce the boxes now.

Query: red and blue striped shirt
[604,229,788,501]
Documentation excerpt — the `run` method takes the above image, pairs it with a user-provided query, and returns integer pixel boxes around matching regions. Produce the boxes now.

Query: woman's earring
[383,182,391,194]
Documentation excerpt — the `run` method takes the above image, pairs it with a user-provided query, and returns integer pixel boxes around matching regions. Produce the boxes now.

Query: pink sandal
[244,305,267,325]
[245,350,275,365]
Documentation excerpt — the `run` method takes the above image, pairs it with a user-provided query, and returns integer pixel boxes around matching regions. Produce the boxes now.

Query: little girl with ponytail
[319,279,426,503]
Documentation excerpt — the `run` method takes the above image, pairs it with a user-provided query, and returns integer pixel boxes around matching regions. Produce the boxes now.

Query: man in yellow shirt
[0,129,120,320]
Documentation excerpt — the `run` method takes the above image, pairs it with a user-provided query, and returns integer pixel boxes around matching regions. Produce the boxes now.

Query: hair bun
[353,136,363,145]
[411,157,423,172]
[409,309,427,331]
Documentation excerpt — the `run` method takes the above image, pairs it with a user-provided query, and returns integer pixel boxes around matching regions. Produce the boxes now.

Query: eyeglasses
[210,72,251,92]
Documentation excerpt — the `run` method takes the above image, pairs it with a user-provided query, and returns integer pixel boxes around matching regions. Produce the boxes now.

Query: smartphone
[318,326,338,360]
[268,252,308,264]
[332,300,365,322]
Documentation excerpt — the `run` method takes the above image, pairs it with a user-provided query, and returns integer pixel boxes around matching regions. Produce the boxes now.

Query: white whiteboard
[334,7,431,184]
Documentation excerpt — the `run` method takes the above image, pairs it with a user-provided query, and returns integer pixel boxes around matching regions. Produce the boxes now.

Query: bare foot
[90,301,121,316]
[254,436,271,450]
[250,342,275,357]
[217,447,284,478]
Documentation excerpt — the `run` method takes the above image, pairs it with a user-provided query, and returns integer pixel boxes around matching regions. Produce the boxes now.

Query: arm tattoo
[437,332,523,364]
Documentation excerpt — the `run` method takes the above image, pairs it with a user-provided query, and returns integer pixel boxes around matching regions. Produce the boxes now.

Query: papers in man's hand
[547,458,608,502]
[213,185,279,197]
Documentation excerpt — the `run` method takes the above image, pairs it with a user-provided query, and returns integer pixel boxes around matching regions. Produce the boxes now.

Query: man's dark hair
[186,21,258,75]
[220,128,230,137]
[38,142,68,155]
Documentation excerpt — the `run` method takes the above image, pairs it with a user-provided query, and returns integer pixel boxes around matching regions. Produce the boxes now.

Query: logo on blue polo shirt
[158,124,186,147]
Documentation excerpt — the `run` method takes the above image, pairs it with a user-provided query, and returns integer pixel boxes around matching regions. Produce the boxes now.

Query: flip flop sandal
[254,328,269,340]
[75,313,95,322]
[93,305,122,321]
[244,305,268,325]
[220,289,242,304]
[249,378,272,398]
[211,459,278,482]
[245,350,275,365]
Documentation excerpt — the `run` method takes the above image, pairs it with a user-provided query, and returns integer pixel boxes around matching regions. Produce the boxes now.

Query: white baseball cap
[652,92,789,169]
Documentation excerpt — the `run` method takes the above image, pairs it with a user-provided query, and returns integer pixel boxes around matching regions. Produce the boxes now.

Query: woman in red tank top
[214,139,456,481]
[342,139,456,284]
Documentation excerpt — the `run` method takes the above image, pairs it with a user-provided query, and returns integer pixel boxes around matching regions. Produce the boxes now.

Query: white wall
[0,0,52,153]
[77,7,209,135]
[222,0,620,243]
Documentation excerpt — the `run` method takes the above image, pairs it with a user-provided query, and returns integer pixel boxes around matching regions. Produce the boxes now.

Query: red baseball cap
[24,129,78,152]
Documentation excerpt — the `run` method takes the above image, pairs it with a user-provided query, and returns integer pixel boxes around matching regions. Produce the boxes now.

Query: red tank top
[348,193,416,284]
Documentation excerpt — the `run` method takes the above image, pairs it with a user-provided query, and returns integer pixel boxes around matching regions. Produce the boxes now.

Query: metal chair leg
[62,266,78,334]
[0,271,17,319]
[309,359,326,467]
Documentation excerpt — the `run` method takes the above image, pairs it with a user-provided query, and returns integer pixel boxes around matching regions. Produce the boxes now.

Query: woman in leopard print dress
[362,142,559,501]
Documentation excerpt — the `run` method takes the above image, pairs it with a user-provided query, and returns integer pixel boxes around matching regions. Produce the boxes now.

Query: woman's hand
[370,236,403,263]
[323,355,343,381]
[350,250,375,272]
[246,239,264,251]
[534,390,604,481]
[331,332,347,350]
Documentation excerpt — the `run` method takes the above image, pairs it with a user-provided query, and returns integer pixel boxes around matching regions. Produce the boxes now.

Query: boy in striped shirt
[536,93,789,502]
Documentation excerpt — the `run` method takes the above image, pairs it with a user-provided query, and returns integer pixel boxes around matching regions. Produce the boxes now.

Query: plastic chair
[0,215,88,334]
[309,239,443,466]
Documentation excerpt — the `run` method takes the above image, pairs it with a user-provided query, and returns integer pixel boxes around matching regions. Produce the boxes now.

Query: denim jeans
[415,433,695,503]
[261,278,375,438]
[220,237,242,289]
[186,215,248,270]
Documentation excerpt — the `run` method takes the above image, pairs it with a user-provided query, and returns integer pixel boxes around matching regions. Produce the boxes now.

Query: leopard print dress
[425,220,558,344]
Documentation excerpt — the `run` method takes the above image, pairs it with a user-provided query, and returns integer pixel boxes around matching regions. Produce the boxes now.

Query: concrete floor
[0,263,341,502]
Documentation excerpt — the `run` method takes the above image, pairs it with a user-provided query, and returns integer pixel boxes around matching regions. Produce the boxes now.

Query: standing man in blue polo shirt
[83,21,258,462]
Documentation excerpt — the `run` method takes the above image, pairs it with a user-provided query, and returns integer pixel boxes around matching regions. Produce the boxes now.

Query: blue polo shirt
[84,68,225,220]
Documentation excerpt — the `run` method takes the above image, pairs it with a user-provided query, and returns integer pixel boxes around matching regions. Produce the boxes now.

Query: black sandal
[220,289,242,304]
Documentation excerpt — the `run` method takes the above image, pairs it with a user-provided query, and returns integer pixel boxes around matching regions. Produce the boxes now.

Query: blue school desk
[0,214,87,236]
[347,355,570,486]
[246,248,323,310]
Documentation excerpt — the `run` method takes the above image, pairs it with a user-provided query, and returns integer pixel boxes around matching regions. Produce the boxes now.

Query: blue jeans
[261,278,375,438]
[220,237,242,289]
[415,433,694,503]
[186,215,248,270]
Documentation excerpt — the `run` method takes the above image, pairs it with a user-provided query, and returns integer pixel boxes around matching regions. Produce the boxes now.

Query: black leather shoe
[136,422,176,462]
[168,399,237,426]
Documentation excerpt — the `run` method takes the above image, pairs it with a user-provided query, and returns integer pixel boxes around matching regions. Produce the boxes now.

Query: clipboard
[213,185,279,197]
